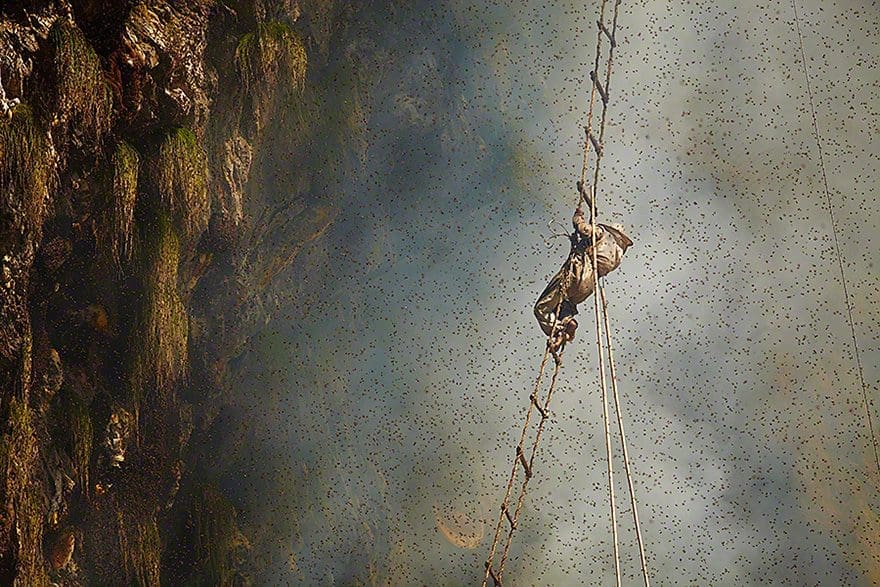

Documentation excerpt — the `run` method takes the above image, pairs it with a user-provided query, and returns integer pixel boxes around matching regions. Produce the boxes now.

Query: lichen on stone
[47,19,113,147]
[0,104,54,247]
[157,128,210,247]
[131,213,188,400]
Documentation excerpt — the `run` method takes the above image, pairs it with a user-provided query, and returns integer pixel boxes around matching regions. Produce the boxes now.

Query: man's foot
[564,319,578,341]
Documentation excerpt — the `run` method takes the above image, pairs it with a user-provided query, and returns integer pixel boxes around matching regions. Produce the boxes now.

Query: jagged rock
[43,347,63,398]
[96,405,134,489]
[219,132,253,231]
[0,0,376,582]
[120,1,214,129]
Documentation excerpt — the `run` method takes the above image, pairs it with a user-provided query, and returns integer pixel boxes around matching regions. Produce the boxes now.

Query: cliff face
[0,1,366,583]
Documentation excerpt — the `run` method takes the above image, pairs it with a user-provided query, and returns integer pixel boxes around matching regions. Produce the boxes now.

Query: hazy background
[208,0,879,584]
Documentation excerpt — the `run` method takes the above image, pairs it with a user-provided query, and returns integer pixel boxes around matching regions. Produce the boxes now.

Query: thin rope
[601,284,650,587]
[583,0,625,584]
[591,247,620,587]
[578,0,611,202]
[790,0,880,478]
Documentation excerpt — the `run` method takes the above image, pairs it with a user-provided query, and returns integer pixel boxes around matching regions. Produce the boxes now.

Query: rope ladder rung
[516,447,533,479]
[485,562,502,587]
[503,505,516,530]
[530,393,549,419]
[588,129,604,156]
[590,70,609,104]
[482,0,655,584]
[598,19,617,47]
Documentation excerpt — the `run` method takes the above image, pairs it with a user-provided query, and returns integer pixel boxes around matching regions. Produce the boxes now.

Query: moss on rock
[48,19,113,147]
[236,21,307,133]
[66,395,92,498]
[131,213,188,401]
[236,21,307,91]
[157,128,210,246]
[118,512,161,586]
[187,484,243,585]
[2,397,49,586]
[99,141,140,271]
[0,104,54,247]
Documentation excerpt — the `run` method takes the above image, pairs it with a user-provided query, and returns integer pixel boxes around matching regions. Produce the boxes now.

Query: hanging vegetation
[47,19,113,147]
[0,104,54,245]
[236,21,307,133]
[1,396,48,584]
[66,394,93,498]
[186,484,245,585]
[98,141,140,271]
[118,512,161,586]
[157,128,210,247]
[131,213,188,401]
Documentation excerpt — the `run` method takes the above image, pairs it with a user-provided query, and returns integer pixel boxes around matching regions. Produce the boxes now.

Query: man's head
[602,223,633,252]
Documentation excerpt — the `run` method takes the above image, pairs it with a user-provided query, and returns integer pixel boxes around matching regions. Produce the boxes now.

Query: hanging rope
[601,284,650,587]
[584,1,624,585]
[790,0,880,478]
[482,0,650,584]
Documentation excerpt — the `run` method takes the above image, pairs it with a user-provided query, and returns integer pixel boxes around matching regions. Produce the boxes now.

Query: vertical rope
[591,246,621,587]
[601,284,650,587]
[790,0,880,478]
[583,0,625,583]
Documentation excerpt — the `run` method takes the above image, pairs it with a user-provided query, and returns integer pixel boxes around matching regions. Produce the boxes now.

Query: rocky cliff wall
[0,1,368,583]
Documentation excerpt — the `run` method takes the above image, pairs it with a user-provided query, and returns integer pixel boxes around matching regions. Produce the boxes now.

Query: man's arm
[572,206,600,241]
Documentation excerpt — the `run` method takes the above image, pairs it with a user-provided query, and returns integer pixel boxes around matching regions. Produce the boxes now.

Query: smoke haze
[212,1,880,584]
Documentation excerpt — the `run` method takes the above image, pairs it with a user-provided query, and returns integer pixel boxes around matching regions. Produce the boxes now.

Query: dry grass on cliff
[157,128,209,246]
[187,484,244,585]
[66,395,93,499]
[236,21,307,91]
[48,19,113,147]
[0,105,54,243]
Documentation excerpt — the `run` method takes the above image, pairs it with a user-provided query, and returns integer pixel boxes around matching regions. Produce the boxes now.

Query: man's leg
[549,299,578,353]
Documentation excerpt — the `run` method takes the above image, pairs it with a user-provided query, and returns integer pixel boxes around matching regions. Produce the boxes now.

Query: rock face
[0,0,364,583]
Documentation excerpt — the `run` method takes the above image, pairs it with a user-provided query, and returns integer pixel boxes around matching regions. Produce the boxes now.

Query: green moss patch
[157,128,210,246]
[2,397,49,585]
[0,105,54,243]
[131,213,188,400]
[236,21,307,91]
[48,19,113,146]
[65,395,93,498]
[98,141,139,270]
[236,21,307,133]
[186,484,244,585]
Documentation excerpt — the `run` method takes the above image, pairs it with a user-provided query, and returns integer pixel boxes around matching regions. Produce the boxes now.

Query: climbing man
[534,181,633,352]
